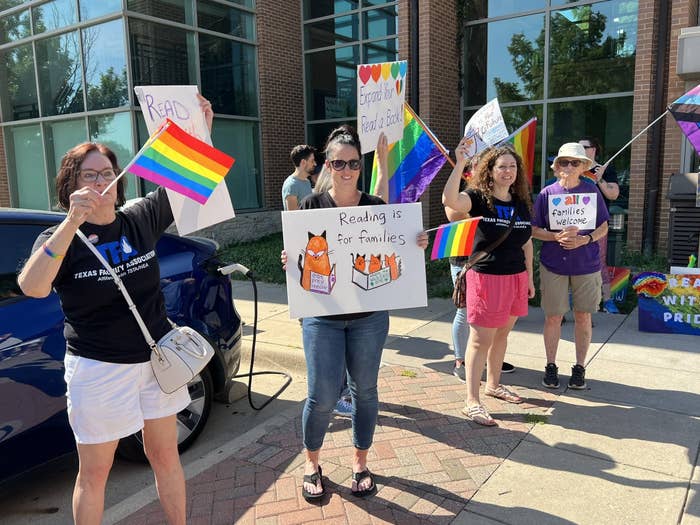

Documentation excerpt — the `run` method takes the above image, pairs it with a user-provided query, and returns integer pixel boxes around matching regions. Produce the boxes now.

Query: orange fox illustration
[368,254,382,273]
[298,231,331,291]
[353,253,366,272]
[385,253,401,280]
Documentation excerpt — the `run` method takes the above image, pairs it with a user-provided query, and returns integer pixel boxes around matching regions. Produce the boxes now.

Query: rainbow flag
[429,217,482,260]
[370,103,450,203]
[127,119,235,204]
[580,171,597,185]
[498,117,537,185]
[668,84,700,156]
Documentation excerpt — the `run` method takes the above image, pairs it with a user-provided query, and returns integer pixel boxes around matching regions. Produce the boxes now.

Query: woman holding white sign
[443,142,535,427]
[282,126,427,500]
[532,142,609,391]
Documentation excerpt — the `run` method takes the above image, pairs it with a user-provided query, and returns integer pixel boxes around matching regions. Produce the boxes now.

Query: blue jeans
[450,263,468,361]
[301,310,389,451]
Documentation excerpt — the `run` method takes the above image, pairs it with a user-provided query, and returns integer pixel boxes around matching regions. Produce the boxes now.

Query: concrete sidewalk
[108,282,700,525]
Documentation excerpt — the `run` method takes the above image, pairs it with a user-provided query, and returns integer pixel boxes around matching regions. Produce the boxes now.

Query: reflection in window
[304,1,358,20]
[0,42,39,121]
[363,38,396,63]
[0,224,52,300]
[89,112,138,199]
[45,119,87,209]
[36,31,85,116]
[304,14,358,50]
[32,0,78,34]
[6,124,48,210]
[363,5,396,39]
[197,0,255,40]
[83,20,128,110]
[464,14,545,106]
[549,2,637,97]
[79,0,122,21]
[199,34,258,117]
[129,18,195,88]
[306,45,359,121]
[465,0,546,21]
[126,0,192,25]
[213,118,261,209]
[0,9,31,44]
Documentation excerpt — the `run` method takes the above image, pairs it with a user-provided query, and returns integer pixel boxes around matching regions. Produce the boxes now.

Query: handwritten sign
[357,60,407,154]
[636,273,700,335]
[463,98,509,156]
[282,202,427,318]
[134,85,235,236]
[547,193,597,230]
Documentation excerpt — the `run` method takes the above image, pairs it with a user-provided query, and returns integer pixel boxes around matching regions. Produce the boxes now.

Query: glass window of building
[304,1,358,20]
[6,124,49,210]
[305,14,358,50]
[305,45,359,121]
[214,118,261,209]
[0,42,39,121]
[35,30,85,116]
[89,112,138,200]
[44,118,87,209]
[32,0,78,34]
[126,0,193,25]
[79,0,122,21]
[0,8,31,44]
[199,34,258,117]
[363,4,396,39]
[197,0,255,40]
[465,1,546,21]
[84,19,129,111]
[129,18,196,88]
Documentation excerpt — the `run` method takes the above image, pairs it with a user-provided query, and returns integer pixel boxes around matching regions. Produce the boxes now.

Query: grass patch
[524,414,549,425]
[399,370,417,378]
[218,232,286,283]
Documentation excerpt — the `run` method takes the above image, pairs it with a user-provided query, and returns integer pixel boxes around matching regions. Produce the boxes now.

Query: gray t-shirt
[281,174,312,210]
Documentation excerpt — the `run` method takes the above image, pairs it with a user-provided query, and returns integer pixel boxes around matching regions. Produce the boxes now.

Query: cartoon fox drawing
[368,254,382,273]
[385,253,401,280]
[298,231,331,291]
[353,253,366,272]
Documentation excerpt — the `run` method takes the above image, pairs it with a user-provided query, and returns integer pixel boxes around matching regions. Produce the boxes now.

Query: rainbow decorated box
[608,266,631,302]
[634,272,700,335]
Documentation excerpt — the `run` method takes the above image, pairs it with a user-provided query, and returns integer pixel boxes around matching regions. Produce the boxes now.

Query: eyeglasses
[557,159,582,168]
[329,159,361,171]
[581,144,595,149]
[80,168,117,182]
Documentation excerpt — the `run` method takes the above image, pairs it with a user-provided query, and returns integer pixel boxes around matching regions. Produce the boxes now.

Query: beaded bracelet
[42,242,64,260]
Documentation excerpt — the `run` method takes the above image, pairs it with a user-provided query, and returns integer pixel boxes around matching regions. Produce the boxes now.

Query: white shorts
[64,353,191,445]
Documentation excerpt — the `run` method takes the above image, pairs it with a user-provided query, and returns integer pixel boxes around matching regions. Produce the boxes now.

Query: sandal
[462,404,497,426]
[351,469,377,498]
[302,465,324,502]
[484,384,523,404]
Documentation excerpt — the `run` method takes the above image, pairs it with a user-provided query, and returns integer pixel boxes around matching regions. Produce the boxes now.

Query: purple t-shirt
[532,181,609,276]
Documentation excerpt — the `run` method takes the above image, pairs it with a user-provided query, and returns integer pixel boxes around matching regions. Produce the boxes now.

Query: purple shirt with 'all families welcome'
[532,181,609,276]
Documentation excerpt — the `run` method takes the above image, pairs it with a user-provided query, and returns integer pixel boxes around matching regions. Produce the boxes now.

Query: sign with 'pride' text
[547,193,597,230]
[356,60,407,154]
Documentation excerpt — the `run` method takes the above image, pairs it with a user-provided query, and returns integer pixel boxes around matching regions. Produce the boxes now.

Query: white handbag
[77,231,214,393]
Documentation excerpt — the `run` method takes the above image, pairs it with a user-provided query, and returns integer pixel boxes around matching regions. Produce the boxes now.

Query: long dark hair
[55,142,125,210]
[470,146,532,212]
[324,125,361,160]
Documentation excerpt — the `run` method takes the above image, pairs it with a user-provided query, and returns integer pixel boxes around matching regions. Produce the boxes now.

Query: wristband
[587,234,594,244]
[42,243,64,260]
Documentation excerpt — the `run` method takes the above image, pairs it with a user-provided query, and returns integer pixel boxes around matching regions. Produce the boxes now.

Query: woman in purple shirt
[532,143,609,390]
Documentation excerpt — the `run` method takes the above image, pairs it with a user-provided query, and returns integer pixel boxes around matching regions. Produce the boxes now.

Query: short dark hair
[55,142,126,210]
[290,145,316,167]
[581,136,602,157]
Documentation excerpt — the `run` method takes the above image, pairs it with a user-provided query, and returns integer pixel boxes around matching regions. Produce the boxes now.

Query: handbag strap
[467,201,519,266]
[75,230,157,351]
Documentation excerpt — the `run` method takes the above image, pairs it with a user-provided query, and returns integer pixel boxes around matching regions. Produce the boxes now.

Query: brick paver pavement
[118,366,558,524]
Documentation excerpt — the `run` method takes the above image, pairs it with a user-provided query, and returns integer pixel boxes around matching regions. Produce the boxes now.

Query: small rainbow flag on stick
[125,119,235,205]
[428,217,482,261]
[498,117,537,185]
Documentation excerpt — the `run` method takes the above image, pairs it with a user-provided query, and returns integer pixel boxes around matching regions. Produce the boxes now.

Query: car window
[0,224,51,301]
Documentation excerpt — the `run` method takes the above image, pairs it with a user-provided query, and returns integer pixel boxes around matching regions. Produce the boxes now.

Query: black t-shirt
[33,187,174,363]
[599,163,619,207]
[466,189,532,275]
[299,191,385,320]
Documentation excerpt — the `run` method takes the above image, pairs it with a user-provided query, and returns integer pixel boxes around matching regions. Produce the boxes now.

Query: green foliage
[399,370,417,378]
[524,414,549,425]
[218,232,286,283]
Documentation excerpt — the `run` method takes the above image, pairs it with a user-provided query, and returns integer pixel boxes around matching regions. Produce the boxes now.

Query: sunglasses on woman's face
[329,159,361,171]
[557,159,582,168]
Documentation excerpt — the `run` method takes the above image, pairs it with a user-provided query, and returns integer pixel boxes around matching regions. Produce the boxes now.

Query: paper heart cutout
[359,65,372,84]
[391,62,400,79]
[371,64,382,82]
[583,196,591,205]
[552,197,562,206]
[399,61,407,77]
[381,63,391,80]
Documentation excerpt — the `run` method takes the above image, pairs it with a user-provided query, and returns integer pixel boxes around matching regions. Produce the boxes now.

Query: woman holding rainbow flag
[443,140,534,426]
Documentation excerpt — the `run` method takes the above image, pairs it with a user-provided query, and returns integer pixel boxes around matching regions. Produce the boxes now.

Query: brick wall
[0,128,9,207]
[256,0,305,211]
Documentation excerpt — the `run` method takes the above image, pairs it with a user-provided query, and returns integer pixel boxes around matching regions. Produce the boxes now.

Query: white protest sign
[463,98,509,156]
[548,193,598,230]
[357,60,407,154]
[134,85,235,236]
[282,202,427,318]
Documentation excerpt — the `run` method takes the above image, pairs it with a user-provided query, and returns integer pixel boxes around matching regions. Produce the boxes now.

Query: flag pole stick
[424,216,482,233]
[100,121,172,196]
[603,110,669,166]
[404,103,456,168]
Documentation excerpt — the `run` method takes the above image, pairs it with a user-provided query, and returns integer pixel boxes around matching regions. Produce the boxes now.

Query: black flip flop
[302,465,324,502]
[351,469,377,498]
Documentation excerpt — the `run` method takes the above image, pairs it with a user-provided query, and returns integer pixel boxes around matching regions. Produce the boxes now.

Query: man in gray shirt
[282,145,316,210]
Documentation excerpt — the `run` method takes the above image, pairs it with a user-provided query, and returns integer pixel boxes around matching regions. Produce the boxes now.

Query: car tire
[116,367,214,462]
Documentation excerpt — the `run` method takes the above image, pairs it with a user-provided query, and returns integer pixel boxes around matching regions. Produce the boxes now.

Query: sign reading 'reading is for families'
[547,193,597,230]
[357,60,407,154]
[282,203,427,318]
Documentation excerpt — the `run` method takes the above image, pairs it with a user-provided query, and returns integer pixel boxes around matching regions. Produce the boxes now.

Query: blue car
[0,208,242,481]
